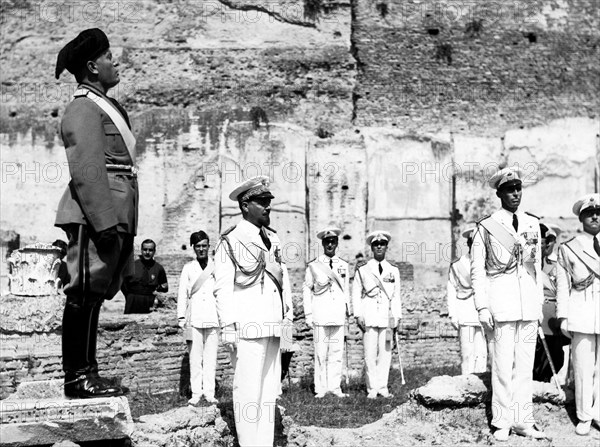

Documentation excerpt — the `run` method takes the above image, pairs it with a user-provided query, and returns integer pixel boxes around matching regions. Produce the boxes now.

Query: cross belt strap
[479,216,537,281]
[190,262,214,297]
[309,260,344,292]
[74,87,136,162]
[449,260,473,300]
[564,239,600,279]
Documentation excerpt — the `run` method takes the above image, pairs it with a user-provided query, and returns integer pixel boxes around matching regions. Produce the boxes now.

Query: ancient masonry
[1,0,598,394]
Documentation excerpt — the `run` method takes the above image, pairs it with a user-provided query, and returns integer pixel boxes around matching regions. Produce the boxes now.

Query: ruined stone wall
[352,0,600,135]
[0,284,458,398]
[1,0,598,394]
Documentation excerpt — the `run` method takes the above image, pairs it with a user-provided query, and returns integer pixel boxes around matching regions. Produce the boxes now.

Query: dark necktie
[594,236,600,257]
[329,258,333,270]
[260,229,271,250]
[512,214,519,232]
[378,263,383,275]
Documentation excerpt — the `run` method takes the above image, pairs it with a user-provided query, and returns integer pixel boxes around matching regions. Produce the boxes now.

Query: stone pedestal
[0,379,133,446]
[6,243,62,296]
[1,242,66,397]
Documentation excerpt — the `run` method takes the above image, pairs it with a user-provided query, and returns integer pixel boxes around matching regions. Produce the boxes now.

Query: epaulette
[221,225,236,237]
[73,88,89,98]
[476,215,490,224]
[563,236,576,245]
[339,257,349,264]
[525,211,540,219]
[307,257,317,264]
[265,225,277,233]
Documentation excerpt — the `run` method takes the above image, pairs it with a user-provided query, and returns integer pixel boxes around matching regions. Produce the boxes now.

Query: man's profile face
[91,49,120,89]
[580,207,600,236]
[371,240,388,261]
[322,237,338,258]
[193,239,209,260]
[243,197,271,228]
[141,242,156,261]
[541,237,556,258]
[496,183,522,212]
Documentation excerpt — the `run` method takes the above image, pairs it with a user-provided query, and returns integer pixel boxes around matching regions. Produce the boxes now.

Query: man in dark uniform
[52,239,70,289]
[122,239,168,314]
[55,28,138,398]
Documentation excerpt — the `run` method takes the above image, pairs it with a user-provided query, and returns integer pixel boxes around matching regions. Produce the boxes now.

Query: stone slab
[414,373,569,408]
[0,380,133,446]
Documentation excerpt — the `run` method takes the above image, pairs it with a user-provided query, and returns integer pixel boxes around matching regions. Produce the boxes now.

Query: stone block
[1,380,133,446]
[414,373,568,407]
[307,132,367,261]
[363,130,453,219]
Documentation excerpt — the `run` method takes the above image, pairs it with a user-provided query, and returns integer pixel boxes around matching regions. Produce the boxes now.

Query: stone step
[0,380,133,446]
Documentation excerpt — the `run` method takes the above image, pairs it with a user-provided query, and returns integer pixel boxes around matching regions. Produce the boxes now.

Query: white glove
[478,308,494,332]
[178,319,186,329]
[222,324,238,350]
[305,315,313,328]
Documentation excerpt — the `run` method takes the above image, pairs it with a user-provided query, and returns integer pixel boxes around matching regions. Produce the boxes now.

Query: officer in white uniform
[213,176,293,447]
[471,167,546,441]
[177,231,219,405]
[556,193,600,436]
[447,228,488,374]
[533,223,568,383]
[352,231,402,399]
[303,226,350,398]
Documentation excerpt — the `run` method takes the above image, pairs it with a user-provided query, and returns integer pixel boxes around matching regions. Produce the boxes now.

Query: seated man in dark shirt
[53,239,70,289]
[122,239,168,314]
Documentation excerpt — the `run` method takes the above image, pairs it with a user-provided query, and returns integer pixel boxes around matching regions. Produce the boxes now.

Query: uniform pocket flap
[103,123,120,135]
[109,180,127,193]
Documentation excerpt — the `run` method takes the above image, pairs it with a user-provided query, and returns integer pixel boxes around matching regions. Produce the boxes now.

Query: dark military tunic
[56,82,138,376]
[122,258,168,314]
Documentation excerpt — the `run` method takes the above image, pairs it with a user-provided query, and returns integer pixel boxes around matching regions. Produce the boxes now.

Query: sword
[344,333,350,386]
[395,330,406,385]
[537,326,564,398]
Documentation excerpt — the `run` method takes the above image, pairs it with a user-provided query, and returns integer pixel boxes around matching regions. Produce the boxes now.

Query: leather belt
[106,164,138,177]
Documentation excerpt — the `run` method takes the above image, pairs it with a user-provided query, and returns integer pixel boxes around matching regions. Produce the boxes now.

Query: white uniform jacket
[471,209,543,322]
[556,233,600,334]
[539,253,559,335]
[177,258,219,329]
[213,219,293,339]
[303,255,349,326]
[352,259,402,327]
[447,254,479,326]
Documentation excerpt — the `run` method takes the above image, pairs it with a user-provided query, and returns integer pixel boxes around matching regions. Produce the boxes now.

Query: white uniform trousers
[313,325,344,394]
[491,321,537,430]
[233,337,281,447]
[572,332,600,422]
[364,327,393,395]
[459,325,488,374]
[189,327,219,400]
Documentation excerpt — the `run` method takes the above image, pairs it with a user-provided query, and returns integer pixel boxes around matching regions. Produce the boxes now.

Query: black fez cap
[55,28,110,79]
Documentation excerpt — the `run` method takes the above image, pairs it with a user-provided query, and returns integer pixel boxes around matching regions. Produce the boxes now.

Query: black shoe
[88,371,130,395]
[64,374,124,399]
